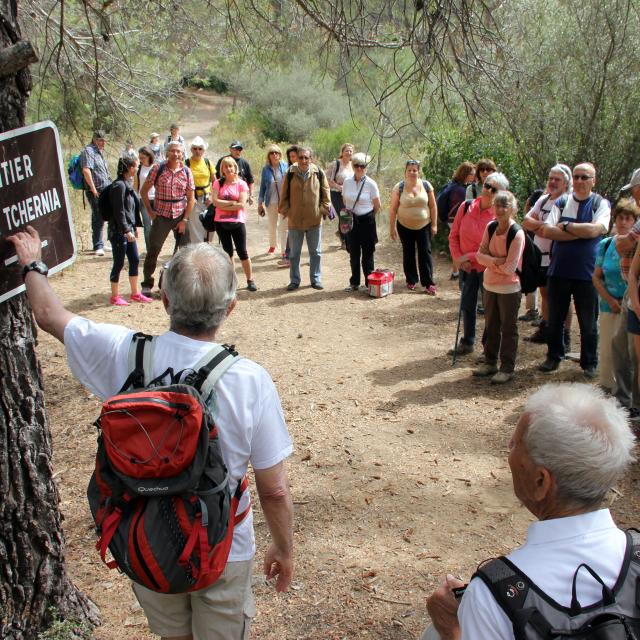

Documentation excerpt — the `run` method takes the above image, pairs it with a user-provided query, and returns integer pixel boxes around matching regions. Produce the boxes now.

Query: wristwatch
[22,261,49,279]
[562,221,570,233]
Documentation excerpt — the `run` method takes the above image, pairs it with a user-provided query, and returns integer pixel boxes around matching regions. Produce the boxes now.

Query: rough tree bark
[0,1,100,637]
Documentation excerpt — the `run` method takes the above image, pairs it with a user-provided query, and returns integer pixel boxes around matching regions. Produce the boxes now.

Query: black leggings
[215,222,249,260]
[347,211,377,286]
[109,231,139,282]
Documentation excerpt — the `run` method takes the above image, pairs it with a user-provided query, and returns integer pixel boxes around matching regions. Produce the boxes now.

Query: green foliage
[422,126,537,210]
[38,608,92,640]
[183,73,229,94]
[311,120,369,164]
[230,68,350,144]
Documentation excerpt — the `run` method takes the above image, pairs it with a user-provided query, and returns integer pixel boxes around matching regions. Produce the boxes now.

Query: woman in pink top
[212,157,257,291]
[448,171,509,356]
[474,190,525,383]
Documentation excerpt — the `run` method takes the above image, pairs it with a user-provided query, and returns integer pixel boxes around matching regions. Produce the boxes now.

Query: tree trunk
[0,2,100,638]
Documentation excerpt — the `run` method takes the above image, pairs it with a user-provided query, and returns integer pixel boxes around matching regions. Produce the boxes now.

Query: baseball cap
[229,140,243,150]
[622,168,640,191]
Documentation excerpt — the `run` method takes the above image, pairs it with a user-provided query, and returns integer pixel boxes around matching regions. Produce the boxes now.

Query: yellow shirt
[188,157,213,194]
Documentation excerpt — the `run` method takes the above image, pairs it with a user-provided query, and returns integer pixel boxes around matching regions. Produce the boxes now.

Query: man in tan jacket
[279,146,331,290]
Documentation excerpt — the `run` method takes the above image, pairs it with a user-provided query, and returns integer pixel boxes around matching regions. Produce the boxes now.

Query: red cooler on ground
[368,269,394,298]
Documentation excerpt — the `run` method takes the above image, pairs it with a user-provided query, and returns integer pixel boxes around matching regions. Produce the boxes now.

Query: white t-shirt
[342,176,380,216]
[138,164,155,200]
[64,316,293,562]
[458,509,627,639]
[524,194,555,267]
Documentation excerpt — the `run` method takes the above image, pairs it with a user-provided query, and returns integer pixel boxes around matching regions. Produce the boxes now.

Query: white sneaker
[95,248,105,256]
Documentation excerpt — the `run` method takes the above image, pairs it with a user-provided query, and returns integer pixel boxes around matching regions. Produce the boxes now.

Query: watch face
[23,261,49,278]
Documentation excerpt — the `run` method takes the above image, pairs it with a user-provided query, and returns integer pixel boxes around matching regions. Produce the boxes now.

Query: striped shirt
[144,162,194,219]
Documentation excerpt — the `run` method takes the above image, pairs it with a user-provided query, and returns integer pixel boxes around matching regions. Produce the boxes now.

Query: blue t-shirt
[595,237,625,312]
[548,194,609,281]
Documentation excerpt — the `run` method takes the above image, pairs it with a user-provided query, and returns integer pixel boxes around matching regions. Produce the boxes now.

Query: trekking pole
[452,290,464,366]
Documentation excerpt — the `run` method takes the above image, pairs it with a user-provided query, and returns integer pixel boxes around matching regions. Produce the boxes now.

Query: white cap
[190,136,208,151]
[622,168,640,191]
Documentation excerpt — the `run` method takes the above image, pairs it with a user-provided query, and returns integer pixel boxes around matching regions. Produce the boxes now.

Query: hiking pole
[452,289,464,366]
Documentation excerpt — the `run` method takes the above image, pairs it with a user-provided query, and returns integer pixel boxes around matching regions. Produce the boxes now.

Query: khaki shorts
[132,560,256,639]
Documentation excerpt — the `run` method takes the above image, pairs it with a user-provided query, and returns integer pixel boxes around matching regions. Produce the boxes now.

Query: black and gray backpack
[473,529,640,639]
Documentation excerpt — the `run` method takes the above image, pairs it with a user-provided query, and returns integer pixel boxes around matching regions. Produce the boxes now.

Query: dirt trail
[39,91,640,639]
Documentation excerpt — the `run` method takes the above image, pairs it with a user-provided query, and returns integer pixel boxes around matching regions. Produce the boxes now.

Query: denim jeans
[87,191,104,250]
[459,270,484,346]
[288,225,322,285]
[546,275,599,368]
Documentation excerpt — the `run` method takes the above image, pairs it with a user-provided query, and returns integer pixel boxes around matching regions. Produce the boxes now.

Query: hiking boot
[525,327,547,343]
[583,366,598,380]
[311,282,324,290]
[141,286,153,297]
[472,364,498,377]
[344,284,359,292]
[247,280,258,292]
[491,371,514,384]
[519,309,539,323]
[448,341,474,356]
[538,358,560,373]
[286,282,299,291]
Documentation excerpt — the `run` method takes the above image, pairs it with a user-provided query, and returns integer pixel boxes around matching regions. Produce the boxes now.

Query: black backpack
[87,333,248,594]
[487,221,542,294]
[473,529,640,639]
[98,179,140,224]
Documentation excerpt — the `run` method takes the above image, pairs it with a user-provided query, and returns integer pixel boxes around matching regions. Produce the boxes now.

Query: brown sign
[0,120,76,303]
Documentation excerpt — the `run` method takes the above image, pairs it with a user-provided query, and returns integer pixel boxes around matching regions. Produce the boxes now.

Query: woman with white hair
[258,144,288,256]
[341,152,381,291]
[473,190,525,383]
[185,136,215,244]
[522,164,573,344]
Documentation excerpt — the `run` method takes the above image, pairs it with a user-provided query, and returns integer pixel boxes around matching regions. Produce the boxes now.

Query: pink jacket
[448,198,496,272]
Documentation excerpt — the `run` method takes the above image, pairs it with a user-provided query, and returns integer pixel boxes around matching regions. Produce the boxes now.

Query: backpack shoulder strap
[473,557,553,640]
[121,332,156,391]
[153,161,167,186]
[557,194,569,214]
[399,180,405,195]
[186,344,241,402]
[463,198,473,215]
[592,193,603,212]
[506,222,522,253]
[487,220,499,239]
[185,158,191,168]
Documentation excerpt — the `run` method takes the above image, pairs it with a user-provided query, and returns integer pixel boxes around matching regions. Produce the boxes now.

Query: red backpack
[87,332,249,593]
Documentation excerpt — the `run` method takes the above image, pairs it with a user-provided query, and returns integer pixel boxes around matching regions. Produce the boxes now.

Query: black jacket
[109,179,140,235]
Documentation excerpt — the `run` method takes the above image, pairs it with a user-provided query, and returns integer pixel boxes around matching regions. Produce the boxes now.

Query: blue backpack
[67,154,85,190]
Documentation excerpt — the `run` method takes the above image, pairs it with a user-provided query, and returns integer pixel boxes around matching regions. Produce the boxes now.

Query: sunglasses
[483,182,498,193]
[573,174,594,181]
[269,151,281,155]
[353,163,367,169]
[406,160,421,166]
[192,147,204,151]
[298,156,311,160]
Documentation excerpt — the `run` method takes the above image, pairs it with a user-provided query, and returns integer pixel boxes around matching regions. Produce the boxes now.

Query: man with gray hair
[279,146,331,290]
[141,140,195,297]
[8,227,294,639]
[424,383,635,640]
[537,163,610,376]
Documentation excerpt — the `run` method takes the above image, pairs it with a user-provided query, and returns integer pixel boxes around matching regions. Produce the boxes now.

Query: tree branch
[0,40,38,77]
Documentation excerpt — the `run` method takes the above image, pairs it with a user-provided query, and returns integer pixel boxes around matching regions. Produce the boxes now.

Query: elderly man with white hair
[185,136,215,244]
[8,228,294,639]
[140,140,195,296]
[424,383,636,640]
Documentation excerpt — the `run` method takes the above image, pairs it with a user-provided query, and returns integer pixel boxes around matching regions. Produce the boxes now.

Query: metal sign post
[0,120,76,303]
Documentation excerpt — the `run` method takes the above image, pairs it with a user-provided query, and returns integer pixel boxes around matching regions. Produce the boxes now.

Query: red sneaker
[268,246,276,254]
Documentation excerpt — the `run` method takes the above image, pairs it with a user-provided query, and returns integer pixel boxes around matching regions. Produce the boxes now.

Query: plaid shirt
[79,143,111,192]
[145,162,194,219]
